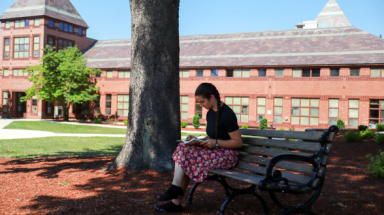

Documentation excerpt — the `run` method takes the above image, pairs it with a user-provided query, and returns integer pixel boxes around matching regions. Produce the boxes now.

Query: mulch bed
[1,134,383,214]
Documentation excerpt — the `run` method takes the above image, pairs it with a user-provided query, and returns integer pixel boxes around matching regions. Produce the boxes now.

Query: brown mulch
[1,135,384,214]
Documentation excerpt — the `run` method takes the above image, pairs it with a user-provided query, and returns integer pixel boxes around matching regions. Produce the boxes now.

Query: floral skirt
[172,143,239,182]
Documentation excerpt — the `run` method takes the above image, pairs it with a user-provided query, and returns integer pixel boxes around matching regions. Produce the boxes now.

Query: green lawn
[4,121,206,136]
[0,137,125,158]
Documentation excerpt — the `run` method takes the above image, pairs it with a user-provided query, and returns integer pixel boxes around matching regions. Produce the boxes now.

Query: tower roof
[315,0,351,28]
[0,0,88,28]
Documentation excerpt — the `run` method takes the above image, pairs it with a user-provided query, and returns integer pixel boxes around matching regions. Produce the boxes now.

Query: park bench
[187,125,339,215]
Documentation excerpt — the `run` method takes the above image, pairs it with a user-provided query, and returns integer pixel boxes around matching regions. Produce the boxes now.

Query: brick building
[0,0,384,130]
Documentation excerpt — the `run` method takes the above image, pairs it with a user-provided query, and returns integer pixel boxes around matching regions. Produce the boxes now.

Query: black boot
[157,184,184,201]
[155,201,183,212]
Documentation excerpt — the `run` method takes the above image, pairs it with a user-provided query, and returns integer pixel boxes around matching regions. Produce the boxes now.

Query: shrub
[192,114,200,129]
[279,128,285,131]
[94,118,102,124]
[288,126,295,131]
[181,122,188,128]
[375,134,384,145]
[123,120,128,125]
[342,130,362,142]
[360,129,376,139]
[376,124,384,131]
[241,125,249,129]
[106,118,116,124]
[259,118,268,130]
[366,151,384,178]
[358,125,368,131]
[336,119,345,129]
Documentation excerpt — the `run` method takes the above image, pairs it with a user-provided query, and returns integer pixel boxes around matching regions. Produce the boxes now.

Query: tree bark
[108,0,180,172]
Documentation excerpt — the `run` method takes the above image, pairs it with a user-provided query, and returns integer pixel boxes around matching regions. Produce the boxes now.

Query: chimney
[295,23,305,29]
[380,34,382,38]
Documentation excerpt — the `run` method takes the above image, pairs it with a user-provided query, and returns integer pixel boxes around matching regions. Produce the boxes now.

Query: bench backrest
[237,129,337,189]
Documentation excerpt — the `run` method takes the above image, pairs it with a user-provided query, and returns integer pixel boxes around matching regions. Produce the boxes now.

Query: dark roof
[315,0,352,28]
[0,0,88,28]
[84,27,384,69]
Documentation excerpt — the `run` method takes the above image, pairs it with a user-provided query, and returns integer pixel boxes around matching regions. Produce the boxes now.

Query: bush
[366,151,384,178]
[123,120,128,125]
[358,125,368,131]
[106,118,116,124]
[259,118,268,130]
[181,122,188,128]
[192,114,200,129]
[279,128,285,131]
[94,118,102,124]
[376,124,384,131]
[336,119,345,129]
[241,125,249,129]
[342,130,362,142]
[360,129,376,139]
[288,126,295,131]
[375,134,384,145]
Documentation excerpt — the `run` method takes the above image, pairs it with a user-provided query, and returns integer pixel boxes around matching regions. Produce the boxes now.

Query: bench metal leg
[187,182,201,204]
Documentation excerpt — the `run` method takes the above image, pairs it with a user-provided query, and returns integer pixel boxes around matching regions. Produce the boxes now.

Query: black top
[206,102,239,140]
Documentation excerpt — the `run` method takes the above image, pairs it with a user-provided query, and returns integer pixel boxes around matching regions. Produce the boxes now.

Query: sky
[0,0,383,40]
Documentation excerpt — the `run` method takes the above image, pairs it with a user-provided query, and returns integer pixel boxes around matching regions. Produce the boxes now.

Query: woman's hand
[185,135,196,141]
[200,139,216,149]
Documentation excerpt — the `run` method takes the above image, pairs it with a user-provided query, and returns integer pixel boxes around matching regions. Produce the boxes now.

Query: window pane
[234,69,241,77]
[125,71,130,78]
[118,95,123,101]
[370,100,379,108]
[257,115,265,122]
[107,71,113,78]
[181,112,188,119]
[371,68,380,77]
[32,107,37,113]
[233,97,241,105]
[5,46,9,52]
[118,71,124,78]
[183,70,189,78]
[310,117,319,126]
[275,69,284,77]
[312,68,320,77]
[242,106,248,114]
[329,108,338,117]
[370,110,379,118]
[301,99,310,106]
[5,21,10,28]
[301,108,309,116]
[15,38,20,44]
[301,117,309,125]
[106,102,111,108]
[59,23,64,30]
[257,97,266,105]
[34,44,39,51]
[240,114,248,122]
[292,107,299,115]
[293,69,301,77]
[302,68,311,77]
[258,69,266,77]
[197,70,204,77]
[4,70,9,76]
[329,99,339,108]
[211,69,218,77]
[118,102,123,109]
[15,20,20,28]
[64,24,68,31]
[274,116,282,124]
[106,109,111,115]
[3,99,8,105]
[381,100,384,108]
[311,108,319,116]
[292,98,300,106]
[351,68,360,77]
[349,119,358,127]
[329,118,337,126]
[69,25,73,33]
[331,68,340,77]
[274,98,283,106]
[35,19,40,26]
[106,95,112,101]
[182,104,188,111]
[233,105,241,113]
[225,97,232,104]
[242,69,250,78]
[257,107,265,114]
[349,100,359,108]
[117,110,123,116]
[291,117,300,124]
[182,96,188,103]
[381,110,384,119]
[311,99,319,107]
[349,109,359,118]
[124,103,129,109]
[274,107,282,115]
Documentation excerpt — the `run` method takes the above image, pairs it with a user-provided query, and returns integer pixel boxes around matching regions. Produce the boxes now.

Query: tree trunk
[63,102,69,121]
[108,0,180,172]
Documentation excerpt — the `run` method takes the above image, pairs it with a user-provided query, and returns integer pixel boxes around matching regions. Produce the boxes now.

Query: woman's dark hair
[195,83,221,139]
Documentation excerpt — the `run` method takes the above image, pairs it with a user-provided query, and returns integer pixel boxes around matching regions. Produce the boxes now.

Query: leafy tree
[21,46,101,121]
[336,119,345,129]
[259,118,268,130]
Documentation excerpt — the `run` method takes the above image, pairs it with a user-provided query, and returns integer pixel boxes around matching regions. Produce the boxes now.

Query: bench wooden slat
[240,154,315,175]
[208,169,265,185]
[240,145,313,157]
[240,129,335,142]
[236,161,312,185]
[242,137,321,152]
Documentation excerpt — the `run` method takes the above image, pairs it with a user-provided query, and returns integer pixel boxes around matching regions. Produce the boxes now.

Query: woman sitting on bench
[155,82,243,212]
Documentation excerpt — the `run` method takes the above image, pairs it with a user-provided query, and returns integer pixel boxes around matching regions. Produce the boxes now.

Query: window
[196,70,204,77]
[25,20,30,27]
[226,97,249,122]
[59,23,64,30]
[330,68,340,77]
[34,19,40,26]
[96,72,101,78]
[179,70,189,78]
[46,101,52,114]
[58,39,73,50]
[78,28,83,35]
[33,36,39,57]
[117,95,129,117]
[14,37,30,58]
[73,102,89,114]
[257,97,266,122]
[226,69,233,77]
[275,69,284,77]
[107,71,113,78]
[274,98,283,123]
[49,20,54,28]
[291,98,319,126]
[195,100,202,119]
[4,38,10,58]
[106,94,112,115]
[2,91,9,112]
[48,37,54,49]
[293,68,320,77]
[32,95,38,113]
[3,69,9,76]
[350,68,360,77]
[13,69,28,76]
[5,21,10,28]
[94,94,100,115]
[348,99,359,127]
[180,96,188,120]
[15,20,26,28]
[211,69,218,77]
[258,69,266,77]
[64,24,68,32]
[369,100,384,128]
[69,25,73,33]
[59,23,73,32]
[329,99,339,126]
[233,69,250,78]
[118,70,130,78]
[371,68,383,77]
